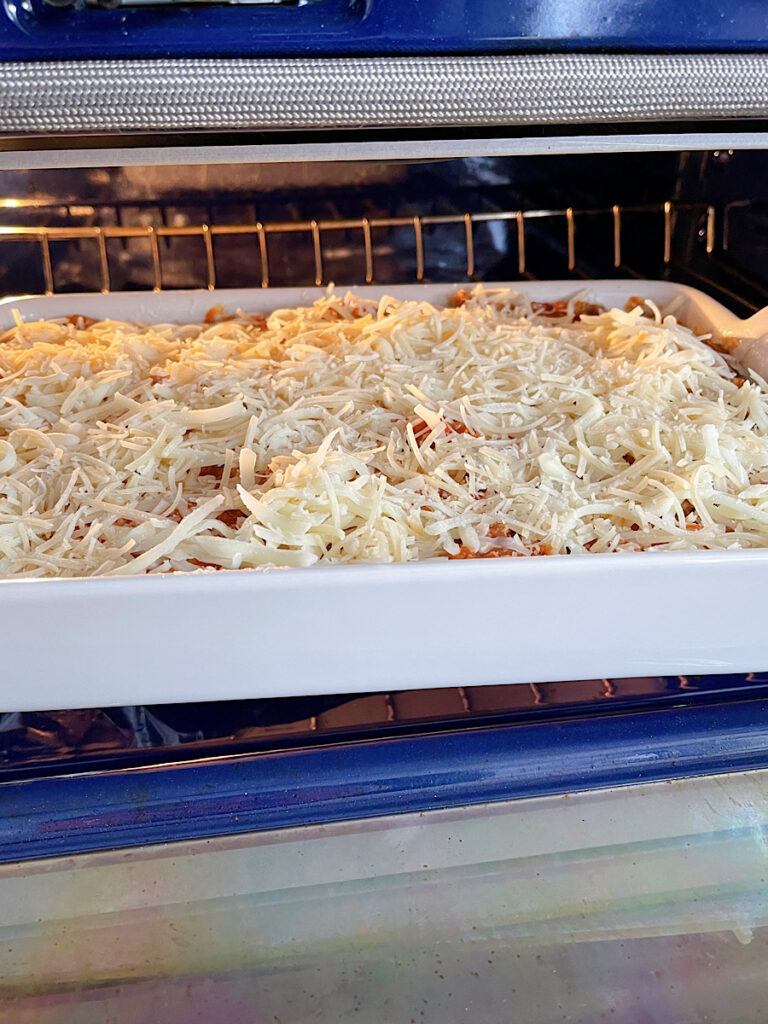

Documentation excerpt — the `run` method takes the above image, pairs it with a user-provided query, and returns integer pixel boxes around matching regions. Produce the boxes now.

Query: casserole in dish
[2,280,767,710]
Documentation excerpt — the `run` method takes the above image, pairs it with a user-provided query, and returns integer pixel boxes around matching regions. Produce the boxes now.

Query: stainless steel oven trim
[3,131,768,170]
[3,54,768,136]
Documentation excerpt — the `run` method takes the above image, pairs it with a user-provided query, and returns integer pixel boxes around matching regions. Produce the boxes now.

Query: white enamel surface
[0,278,753,331]
[1,281,767,711]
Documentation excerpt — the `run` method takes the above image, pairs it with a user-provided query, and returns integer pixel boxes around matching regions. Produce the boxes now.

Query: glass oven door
[3,767,768,1023]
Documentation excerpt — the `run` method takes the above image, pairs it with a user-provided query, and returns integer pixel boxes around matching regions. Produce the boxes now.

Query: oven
[3,14,768,1022]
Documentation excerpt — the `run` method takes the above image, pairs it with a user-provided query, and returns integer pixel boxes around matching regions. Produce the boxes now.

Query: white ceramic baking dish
[1,280,768,712]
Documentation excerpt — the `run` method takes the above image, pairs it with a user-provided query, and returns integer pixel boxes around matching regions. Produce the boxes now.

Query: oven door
[3,756,768,1024]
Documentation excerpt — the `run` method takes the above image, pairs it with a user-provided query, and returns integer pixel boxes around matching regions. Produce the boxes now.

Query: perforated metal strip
[2,54,768,135]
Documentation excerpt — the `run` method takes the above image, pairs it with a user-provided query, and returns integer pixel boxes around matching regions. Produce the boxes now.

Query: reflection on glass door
[2,769,768,1023]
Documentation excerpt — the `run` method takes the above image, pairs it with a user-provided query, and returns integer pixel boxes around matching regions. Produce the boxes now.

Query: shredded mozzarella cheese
[1,286,767,579]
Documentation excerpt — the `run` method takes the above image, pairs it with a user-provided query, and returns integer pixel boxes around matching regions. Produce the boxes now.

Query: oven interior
[2,149,767,315]
[1,145,767,771]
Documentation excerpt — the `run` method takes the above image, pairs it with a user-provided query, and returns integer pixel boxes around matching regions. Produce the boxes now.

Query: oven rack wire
[0,199,721,297]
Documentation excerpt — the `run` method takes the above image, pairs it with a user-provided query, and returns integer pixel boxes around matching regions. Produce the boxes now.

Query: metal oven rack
[0,199,725,295]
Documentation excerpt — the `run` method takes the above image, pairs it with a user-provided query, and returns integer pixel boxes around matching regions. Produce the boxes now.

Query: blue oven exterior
[1,0,768,63]
[4,675,768,864]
